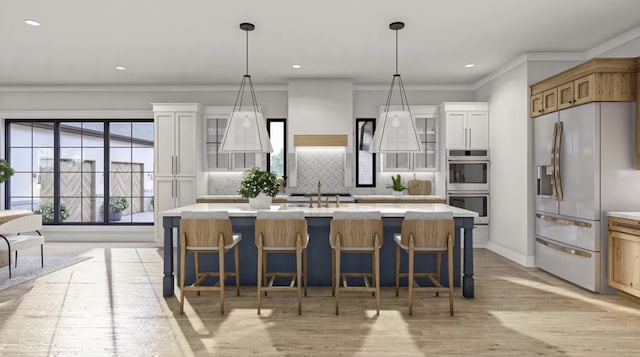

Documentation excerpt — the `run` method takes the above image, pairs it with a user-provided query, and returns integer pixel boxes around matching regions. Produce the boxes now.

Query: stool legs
[234,245,240,297]
[257,245,263,315]
[395,245,401,297]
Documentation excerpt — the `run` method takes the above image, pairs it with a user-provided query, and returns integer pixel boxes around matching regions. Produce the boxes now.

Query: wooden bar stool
[394,211,455,316]
[330,211,383,316]
[255,211,308,315]
[179,211,241,314]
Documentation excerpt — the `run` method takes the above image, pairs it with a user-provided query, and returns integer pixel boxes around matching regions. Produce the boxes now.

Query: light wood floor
[1,243,640,356]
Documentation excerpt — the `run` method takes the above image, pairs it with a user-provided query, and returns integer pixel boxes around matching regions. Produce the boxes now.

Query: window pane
[132,148,154,172]
[10,148,32,172]
[33,123,54,147]
[110,148,132,170]
[356,119,375,186]
[132,122,153,145]
[110,122,132,147]
[60,122,82,146]
[268,121,285,177]
[9,123,32,147]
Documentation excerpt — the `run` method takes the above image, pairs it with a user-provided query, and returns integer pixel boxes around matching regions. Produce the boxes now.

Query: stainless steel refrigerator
[534,102,640,293]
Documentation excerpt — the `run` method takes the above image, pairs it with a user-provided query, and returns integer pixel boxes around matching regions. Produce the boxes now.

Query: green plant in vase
[386,174,407,195]
[109,196,129,221]
[239,168,279,209]
[34,201,70,222]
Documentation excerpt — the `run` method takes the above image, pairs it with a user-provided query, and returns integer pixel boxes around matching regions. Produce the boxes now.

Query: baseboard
[40,225,155,243]
[486,241,536,267]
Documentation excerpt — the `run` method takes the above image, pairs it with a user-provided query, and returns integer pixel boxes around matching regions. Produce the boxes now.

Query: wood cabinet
[608,216,640,298]
[530,58,637,118]
[442,103,489,149]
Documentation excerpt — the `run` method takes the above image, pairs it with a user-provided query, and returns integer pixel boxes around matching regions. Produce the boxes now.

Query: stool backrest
[401,211,454,248]
[0,214,42,234]
[330,211,383,248]
[255,211,307,247]
[180,211,233,247]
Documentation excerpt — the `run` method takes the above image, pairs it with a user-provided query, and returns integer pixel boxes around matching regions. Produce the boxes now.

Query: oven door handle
[447,160,490,164]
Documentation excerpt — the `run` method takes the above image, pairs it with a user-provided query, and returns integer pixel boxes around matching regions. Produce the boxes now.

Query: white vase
[392,191,403,196]
[249,193,273,209]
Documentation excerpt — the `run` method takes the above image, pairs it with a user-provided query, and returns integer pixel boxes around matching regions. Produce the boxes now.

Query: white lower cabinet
[154,176,196,241]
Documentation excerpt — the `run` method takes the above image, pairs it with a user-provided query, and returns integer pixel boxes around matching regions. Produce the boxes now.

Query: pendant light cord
[395,29,398,75]
[245,29,249,76]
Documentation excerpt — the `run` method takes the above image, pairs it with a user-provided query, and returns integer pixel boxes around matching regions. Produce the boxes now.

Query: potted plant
[239,168,279,209]
[109,196,129,221]
[34,201,70,222]
[386,174,407,196]
[0,159,15,185]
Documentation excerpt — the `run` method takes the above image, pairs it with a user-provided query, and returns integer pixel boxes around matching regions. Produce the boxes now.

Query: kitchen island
[161,203,477,298]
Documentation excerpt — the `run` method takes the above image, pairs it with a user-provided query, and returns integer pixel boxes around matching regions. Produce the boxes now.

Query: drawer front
[536,214,600,251]
[608,216,640,236]
[536,237,599,292]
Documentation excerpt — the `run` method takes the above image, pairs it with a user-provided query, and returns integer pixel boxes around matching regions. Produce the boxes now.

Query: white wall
[354,89,475,118]
[475,63,533,265]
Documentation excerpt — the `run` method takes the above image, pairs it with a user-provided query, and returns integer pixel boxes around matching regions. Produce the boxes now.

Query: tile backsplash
[293,150,346,193]
[207,172,243,195]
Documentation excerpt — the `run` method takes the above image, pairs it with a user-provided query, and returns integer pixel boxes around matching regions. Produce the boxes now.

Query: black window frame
[355,118,377,187]
[266,118,287,182]
[4,118,154,226]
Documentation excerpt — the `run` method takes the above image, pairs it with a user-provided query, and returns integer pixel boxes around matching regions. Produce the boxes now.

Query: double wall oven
[447,149,489,229]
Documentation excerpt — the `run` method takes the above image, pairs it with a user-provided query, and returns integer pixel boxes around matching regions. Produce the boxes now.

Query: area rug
[0,256,91,291]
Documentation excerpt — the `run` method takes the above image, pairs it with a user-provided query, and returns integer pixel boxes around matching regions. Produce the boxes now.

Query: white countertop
[607,211,640,221]
[198,194,444,201]
[162,202,478,218]
[352,195,444,200]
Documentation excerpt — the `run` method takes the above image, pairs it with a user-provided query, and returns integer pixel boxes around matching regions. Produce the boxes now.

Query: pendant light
[370,21,422,153]
[220,22,273,153]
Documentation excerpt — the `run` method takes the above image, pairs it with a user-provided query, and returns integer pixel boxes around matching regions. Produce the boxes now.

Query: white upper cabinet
[442,103,489,149]
[154,109,198,177]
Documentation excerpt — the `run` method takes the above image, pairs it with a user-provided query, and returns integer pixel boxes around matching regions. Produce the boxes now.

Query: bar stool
[330,211,383,315]
[394,211,455,316]
[255,211,308,315]
[179,211,241,314]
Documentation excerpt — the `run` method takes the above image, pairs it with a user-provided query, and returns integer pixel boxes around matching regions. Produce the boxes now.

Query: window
[267,119,287,180]
[355,118,376,187]
[5,119,154,225]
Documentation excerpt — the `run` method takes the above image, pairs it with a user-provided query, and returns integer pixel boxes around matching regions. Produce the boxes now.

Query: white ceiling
[2,0,640,86]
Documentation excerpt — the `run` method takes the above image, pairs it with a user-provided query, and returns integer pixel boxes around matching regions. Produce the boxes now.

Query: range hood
[293,135,348,147]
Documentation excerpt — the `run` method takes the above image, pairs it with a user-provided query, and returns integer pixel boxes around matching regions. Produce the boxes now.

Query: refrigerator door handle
[535,213,592,228]
[555,121,564,201]
[536,238,592,258]
[551,122,558,200]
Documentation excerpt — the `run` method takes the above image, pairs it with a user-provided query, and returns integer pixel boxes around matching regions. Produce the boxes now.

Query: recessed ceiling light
[115,66,126,70]
[292,64,302,69]
[24,19,41,26]
[465,63,475,68]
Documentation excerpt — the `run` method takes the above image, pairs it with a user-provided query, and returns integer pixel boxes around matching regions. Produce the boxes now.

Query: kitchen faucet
[317,180,322,208]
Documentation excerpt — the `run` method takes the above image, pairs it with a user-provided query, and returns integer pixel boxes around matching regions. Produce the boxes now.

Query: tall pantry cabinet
[152,103,202,242]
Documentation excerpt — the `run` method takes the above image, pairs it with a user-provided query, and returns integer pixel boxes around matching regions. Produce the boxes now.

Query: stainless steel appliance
[534,102,640,293]
[447,149,489,191]
[448,192,488,224]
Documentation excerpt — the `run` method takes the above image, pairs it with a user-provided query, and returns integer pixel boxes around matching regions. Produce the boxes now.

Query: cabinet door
[445,112,466,148]
[530,93,543,117]
[542,88,558,113]
[557,82,574,110]
[466,112,489,148]
[175,112,197,176]
[176,177,197,208]
[574,75,594,106]
[154,176,176,216]
[155,113,176,177]
[381,153,410,171]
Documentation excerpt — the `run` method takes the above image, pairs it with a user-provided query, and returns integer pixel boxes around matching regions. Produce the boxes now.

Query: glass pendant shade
[219,22,273,153]
[370,21,421,153]
[220,110,273,152]
[371,110,421,152]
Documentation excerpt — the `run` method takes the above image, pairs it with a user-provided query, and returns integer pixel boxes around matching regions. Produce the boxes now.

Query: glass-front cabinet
[204,116,259,171]
[379,106,438,172]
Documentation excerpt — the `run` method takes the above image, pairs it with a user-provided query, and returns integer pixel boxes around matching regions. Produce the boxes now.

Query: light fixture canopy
[220,22,273,153]
[370,21,422,153]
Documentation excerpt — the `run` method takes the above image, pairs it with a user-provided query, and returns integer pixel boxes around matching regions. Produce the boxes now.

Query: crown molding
[354,84,474,91]
[0,84,288,93]
[472,52,584,89]
[584,24,640,59]
[0,109,152,119]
